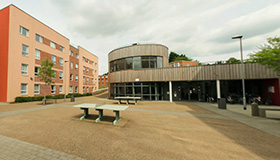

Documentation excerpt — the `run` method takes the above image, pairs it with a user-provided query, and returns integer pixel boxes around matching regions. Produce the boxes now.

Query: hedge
[15,93,93,103]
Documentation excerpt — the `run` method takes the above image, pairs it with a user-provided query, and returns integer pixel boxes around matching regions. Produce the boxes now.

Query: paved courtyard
[0,91,280,160]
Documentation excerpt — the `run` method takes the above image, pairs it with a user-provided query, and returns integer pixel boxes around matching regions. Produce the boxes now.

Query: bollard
[218,98,227,109]
[251,102,259,116]
[71,95,75,102]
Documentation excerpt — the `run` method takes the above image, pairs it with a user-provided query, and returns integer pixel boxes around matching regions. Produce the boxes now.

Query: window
[87,87,89,93]
[91,61,94,65]
[125,57,133,69]
[21,83,27,95]
[35,34,43,43]
[34,84,40,95]
[34,67,39,76]
[52,70,56,79]
[75,75,78,82]
[95,63,97,67]
[51,85,56,94]
[69,51,73,56]
[75,64,78,70]
[133,57,141,69]
[92,78,94,84]
[70,74,73,81]
[87,59,89,63]
[21,64,28,75]
[174,63,180,67]
[82,57,85,61]
[83,76,85,83]
[22,44,29,56]
[59,71,63,80]
[83,66,85,72]
[157,57,163,68]
[60,58,63,66]
[87,68,89,73]
[19,26,29,37]
[76,53,79,59]
[83,86,85,93]
[50,41,56,48]
[60,46,64,52]
[95,70,97,74]
[52,55,56,64]
[59,85,63,94]
[141,56,149,68]
[69,86,73,93]
[35,49,40,60]
[70,62,73,69]
[75,86,78,93]
[92,70,94,75]
[87,77,89,82]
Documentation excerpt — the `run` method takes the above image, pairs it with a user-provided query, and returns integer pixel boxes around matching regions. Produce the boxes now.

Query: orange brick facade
[0,5,98,102]
[98,75,109,87]
[169,60,197,67]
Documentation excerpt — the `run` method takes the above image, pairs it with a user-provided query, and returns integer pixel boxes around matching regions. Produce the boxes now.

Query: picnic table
[73,103,128,125]
[115,97,141,105]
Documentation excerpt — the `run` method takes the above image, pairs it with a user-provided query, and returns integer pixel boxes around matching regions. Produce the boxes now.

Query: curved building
[108,43,280,105]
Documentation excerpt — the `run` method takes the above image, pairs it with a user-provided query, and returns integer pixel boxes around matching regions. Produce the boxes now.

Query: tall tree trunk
[44,83,46,100]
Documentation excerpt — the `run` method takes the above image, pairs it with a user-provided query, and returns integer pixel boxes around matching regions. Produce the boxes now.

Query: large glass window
[125,57,133,69]
[21,64,28,75]
[35,34,43,43]
[35,49,40,60]
[110,56,163,72]
[133,57,141,69]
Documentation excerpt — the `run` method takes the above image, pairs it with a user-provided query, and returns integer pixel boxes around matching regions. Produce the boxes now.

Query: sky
[1,0,280,74]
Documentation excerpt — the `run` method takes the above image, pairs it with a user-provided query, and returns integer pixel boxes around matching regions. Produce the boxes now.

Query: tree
[249,36,280,74]
[169,51,193,62]
[38,59,56,100]
[169,52,178,62]
[226,57,241,64]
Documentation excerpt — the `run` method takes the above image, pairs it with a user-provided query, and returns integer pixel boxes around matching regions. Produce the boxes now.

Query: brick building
[0,5,98,102]
[169,60,197,67]
[98,75,109,87]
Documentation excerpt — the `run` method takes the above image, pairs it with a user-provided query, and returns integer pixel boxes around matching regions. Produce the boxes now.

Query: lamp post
[64,60,69,102]
[232,35,246,110]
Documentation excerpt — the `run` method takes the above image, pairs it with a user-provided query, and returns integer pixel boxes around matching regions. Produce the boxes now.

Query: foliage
[15,93,93,103]
[38,59,56,85]
[249,36,280,73]
[38,59,55,99]
[169,51,193,62]
[226,57,241,64]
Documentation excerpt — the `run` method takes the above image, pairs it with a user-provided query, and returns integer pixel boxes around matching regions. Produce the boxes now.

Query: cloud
[42,0,280,74]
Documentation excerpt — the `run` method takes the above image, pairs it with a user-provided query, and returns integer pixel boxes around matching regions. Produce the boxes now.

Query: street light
[64,60,69,102]
[232,35,246,110]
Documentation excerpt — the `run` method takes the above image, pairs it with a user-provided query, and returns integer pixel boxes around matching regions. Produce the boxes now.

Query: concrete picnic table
[114,97,141,105]
[73,103,128,125]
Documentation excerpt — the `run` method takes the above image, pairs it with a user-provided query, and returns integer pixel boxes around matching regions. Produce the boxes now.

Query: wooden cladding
[108,44,169,67]
[109,63,279,83]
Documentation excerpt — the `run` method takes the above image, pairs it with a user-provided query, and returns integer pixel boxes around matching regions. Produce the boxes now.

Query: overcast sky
[1,0,280,74]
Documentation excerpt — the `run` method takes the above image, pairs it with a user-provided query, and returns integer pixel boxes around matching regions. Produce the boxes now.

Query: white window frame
[52,55,56,64]
[82,57,85,61]
[19,26,29,37]
[70,74,73,81]
[69,51,73,56]
[75,86,78,93]
[34,84,40,95]
[22,44,29,56]
[50,41,56,49]
[35,49,40,60]
[34,66,40,77]
[21,83,28,95]
[75,64,78,70]
[59,71,63,80]
[76,53,79,59]
[35,34,43,43]
[69,86,73,93]
[70,62,73,69]
[75,75,78,82]
[51,85,56,94]
[60,46,64,52]
[83,66,85,72]
[60,58,63,66]
[59,85,63,94]
[21,64,28,75]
